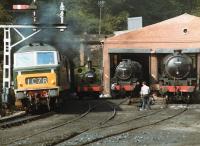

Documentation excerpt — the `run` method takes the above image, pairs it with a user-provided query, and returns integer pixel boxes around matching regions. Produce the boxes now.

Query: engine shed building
[103,13,200,96]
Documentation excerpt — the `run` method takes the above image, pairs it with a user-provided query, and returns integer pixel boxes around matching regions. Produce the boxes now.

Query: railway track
[2,102,94,145]
[0,111,26,123]
[49,98,128,146]
[76,106,188,146]
[3,98,128,146]
[50,101,118,146]
[58,106,164,145]
[0,112,55,129]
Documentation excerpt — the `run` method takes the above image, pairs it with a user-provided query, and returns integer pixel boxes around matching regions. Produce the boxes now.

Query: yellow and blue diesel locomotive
[74,59,102,98]
[13,43,71,111]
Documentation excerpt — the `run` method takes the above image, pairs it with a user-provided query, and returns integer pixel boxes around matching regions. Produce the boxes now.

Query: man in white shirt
[140,81,150,110]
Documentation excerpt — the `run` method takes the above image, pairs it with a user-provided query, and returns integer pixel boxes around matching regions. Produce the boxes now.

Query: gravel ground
[88,105,200,146]
[0,99,88,145]
[0,99,124,146]
[1,98,200,146]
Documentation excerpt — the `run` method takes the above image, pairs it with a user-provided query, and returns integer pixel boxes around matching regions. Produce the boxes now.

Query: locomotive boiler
[111,59,142,97]
[159,50,196,102]
[74,58,102,98]
[13,43,71,112]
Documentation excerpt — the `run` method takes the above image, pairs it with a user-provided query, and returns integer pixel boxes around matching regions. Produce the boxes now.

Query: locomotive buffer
[0,1,67,103]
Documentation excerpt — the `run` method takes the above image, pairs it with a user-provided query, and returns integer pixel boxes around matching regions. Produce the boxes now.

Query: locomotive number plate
[26,77,48,84]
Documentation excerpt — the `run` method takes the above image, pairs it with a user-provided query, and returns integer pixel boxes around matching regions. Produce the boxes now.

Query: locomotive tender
[13,43,71,111]
[74,58,102,98]
[159,50,196,102]
[111,59,142,97]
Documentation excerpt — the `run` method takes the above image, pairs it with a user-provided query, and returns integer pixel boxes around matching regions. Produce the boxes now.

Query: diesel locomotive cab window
[37,52,55,65]
[14,52,34,68]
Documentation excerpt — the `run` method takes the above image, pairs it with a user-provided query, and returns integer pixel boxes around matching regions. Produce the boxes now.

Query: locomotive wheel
[77,93,84,100]
[111,91,116,98]
[47,98,50,111]
[30,103,38,114]
[49,97,58,111]
[40,98,56,112]
[120,89,127,98]
[111,91,121,98]
[90,92,99,99]
[21,98,32,113]
[30,98,40,114]
[94,93,100,99]
[185,94,191,104]
[164,95,169,104]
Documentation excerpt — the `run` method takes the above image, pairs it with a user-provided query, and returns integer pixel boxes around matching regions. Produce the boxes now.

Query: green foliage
[103,11,129,34]
[62,0,200,34]
[191,0,200,16]
[1,0,200,35]
[0,3,12,51]
[0,5,12,22]
[66,9,98,34]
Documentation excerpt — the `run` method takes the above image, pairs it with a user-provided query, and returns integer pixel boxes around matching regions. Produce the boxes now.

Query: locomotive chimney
[80,40,85,66]
[87,57,92,70]
[174,50,182,54]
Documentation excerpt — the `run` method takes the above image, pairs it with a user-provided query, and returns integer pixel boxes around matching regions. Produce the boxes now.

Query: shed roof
[105,14,200,48]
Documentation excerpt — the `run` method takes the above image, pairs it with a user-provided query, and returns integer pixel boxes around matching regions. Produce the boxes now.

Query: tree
[0,3,12,50]
[2,0,200,35]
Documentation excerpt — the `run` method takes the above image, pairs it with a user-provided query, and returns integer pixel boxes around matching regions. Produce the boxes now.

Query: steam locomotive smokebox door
[110,53,150,84]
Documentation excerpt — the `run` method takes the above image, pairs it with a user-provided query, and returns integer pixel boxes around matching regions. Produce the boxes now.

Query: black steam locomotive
[111,59,142,97]
[159,50,197,102]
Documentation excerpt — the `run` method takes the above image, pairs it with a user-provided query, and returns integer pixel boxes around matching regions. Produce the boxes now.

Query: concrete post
[102,45,111,97]
[150,53,158,84]
[197,54,200,90]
